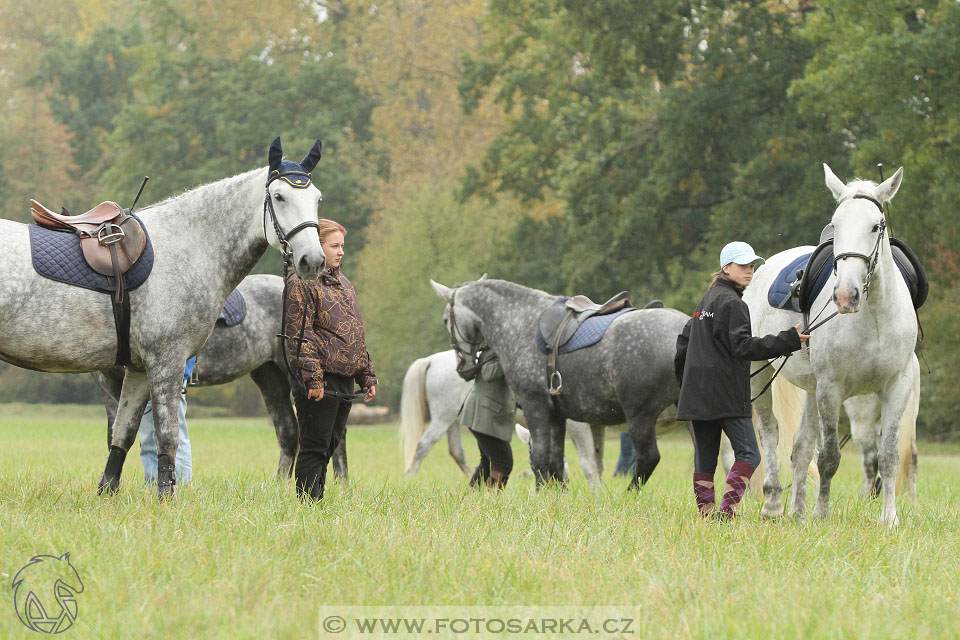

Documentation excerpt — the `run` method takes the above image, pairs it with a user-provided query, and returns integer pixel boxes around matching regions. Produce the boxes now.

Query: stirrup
[549,371,563,395]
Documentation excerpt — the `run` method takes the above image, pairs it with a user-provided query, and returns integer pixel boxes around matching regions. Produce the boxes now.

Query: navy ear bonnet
[267,136,322,189]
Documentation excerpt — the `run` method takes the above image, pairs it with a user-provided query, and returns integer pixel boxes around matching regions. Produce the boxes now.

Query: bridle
[263,169,321,258]
[833,193,887,298]
[267,167,322,396]
[447,289,496,379]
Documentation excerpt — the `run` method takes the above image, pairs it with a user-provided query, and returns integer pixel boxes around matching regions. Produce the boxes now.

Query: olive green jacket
[457,357,516,441]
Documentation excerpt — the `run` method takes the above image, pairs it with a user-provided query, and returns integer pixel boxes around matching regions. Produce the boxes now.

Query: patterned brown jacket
[283,267,377,392]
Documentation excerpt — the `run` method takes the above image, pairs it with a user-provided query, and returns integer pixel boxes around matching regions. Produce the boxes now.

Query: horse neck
[142,167,269,296]
[865,237,906,309]
[464,282,556,357]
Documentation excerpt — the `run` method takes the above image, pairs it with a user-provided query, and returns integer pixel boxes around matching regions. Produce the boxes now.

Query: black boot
[156,453,177,499]
[98,446,127,495]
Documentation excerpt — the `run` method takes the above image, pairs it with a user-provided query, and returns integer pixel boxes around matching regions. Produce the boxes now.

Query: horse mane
[138,167,264,214]
[464,278,554,297]
[832,178,880,204]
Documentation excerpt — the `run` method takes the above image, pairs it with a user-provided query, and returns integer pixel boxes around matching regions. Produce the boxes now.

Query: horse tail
[769,375,820,484]
[399,355,431,472]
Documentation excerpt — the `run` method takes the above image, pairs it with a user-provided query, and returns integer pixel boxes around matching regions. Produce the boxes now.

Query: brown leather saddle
[538,291,631,395]
[30,200,147,277]
[31,199,148,367]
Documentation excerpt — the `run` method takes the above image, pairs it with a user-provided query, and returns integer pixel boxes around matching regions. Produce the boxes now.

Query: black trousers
[691,416,761,474]
[293,373,354,500]
[469,429,514,483]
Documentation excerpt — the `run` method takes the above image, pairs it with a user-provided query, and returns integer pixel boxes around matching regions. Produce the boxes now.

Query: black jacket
[675,278,801,421]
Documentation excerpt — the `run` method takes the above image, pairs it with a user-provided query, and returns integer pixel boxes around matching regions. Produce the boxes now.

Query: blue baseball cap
[720,241,765,268]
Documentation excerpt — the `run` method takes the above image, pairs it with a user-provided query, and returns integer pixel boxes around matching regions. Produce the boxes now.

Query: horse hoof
[760,508,783,520]
[96,476,120,496]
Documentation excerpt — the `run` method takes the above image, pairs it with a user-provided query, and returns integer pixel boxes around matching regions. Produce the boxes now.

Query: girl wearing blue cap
[674,242,809,520]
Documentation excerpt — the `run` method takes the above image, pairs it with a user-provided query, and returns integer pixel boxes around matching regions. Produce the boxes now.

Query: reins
[447,288,496,379]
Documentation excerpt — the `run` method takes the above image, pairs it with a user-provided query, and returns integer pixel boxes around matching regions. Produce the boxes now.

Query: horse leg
[590,425,606,481]
[813,386,844,520]
[250,363,299,481]
[788,390,819,522]
[566,420,599,488]
[145,368,189,499]
[752,369,783,518]
[445,424,472,475]
[877,373,913,527]
[93,368,124,450]
[408,418,454,475]
[844,395,881,498]
[627,416,660,491]
[98,369,150,494]
[331,438,348,482]
[526,410,566,488]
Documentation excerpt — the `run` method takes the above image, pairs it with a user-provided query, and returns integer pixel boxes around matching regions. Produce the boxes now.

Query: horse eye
[274,193,285,202]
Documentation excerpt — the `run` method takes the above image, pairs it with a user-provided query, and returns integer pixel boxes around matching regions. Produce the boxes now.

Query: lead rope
[749,298,840,403]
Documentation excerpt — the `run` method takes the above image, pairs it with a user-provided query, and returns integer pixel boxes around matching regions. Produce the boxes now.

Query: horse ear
[823,163,846,201]
[430,279,453,300]
[300,139,323,173]
[876,166,904,203]
[268,137,283,172]
[478,273,488,281]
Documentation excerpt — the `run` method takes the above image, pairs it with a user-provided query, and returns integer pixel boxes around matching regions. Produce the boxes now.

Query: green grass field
[1,403,958,639]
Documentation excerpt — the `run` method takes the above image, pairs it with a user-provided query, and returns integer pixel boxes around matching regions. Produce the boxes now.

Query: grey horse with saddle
[432,278,689,490]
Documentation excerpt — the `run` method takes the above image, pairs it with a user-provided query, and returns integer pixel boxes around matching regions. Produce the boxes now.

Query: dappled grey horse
[744,164,917,526]
[94,274,353,482]
[0,137,326,497]
[431,278,689,489]
[399,349,605,486]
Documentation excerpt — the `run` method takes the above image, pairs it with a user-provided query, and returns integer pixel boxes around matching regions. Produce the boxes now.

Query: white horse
[399,350,605,487]
[0,137,326,496]
[744,164,917,526]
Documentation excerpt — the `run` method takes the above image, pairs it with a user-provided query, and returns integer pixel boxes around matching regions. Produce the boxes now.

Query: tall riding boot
[469,454,491,488]
[718,460,755,517]
[693,472,715,517]
[485,469,509,490]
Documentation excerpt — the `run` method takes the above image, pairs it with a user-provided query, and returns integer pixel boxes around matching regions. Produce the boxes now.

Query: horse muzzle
[292,250,325,280]
[833,284,861,314]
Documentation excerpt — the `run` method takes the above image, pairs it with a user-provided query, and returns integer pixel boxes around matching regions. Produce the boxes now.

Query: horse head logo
[11,552,84,634]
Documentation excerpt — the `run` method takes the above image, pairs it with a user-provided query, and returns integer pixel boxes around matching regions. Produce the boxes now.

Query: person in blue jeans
[139,356,196,485]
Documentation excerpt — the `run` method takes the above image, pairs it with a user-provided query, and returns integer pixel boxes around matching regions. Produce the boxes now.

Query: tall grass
[1,405,958,639]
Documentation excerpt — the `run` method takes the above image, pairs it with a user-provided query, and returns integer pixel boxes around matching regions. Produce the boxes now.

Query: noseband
[447,289,494,379]
[263,170,320,258]
[833,193,887,297]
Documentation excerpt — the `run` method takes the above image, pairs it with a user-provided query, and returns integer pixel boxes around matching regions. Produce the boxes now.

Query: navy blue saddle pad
[217,289,247,326]
[768,239,927,312]
[536,305,637,355]
[767,251,830,311]
[29,214,154,293]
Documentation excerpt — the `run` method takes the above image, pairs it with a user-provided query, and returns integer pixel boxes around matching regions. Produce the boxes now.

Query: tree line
[0,1,956,437]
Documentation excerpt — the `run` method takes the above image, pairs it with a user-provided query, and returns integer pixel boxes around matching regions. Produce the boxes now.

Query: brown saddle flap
[30,199,147,276]
[80,215,147,276]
